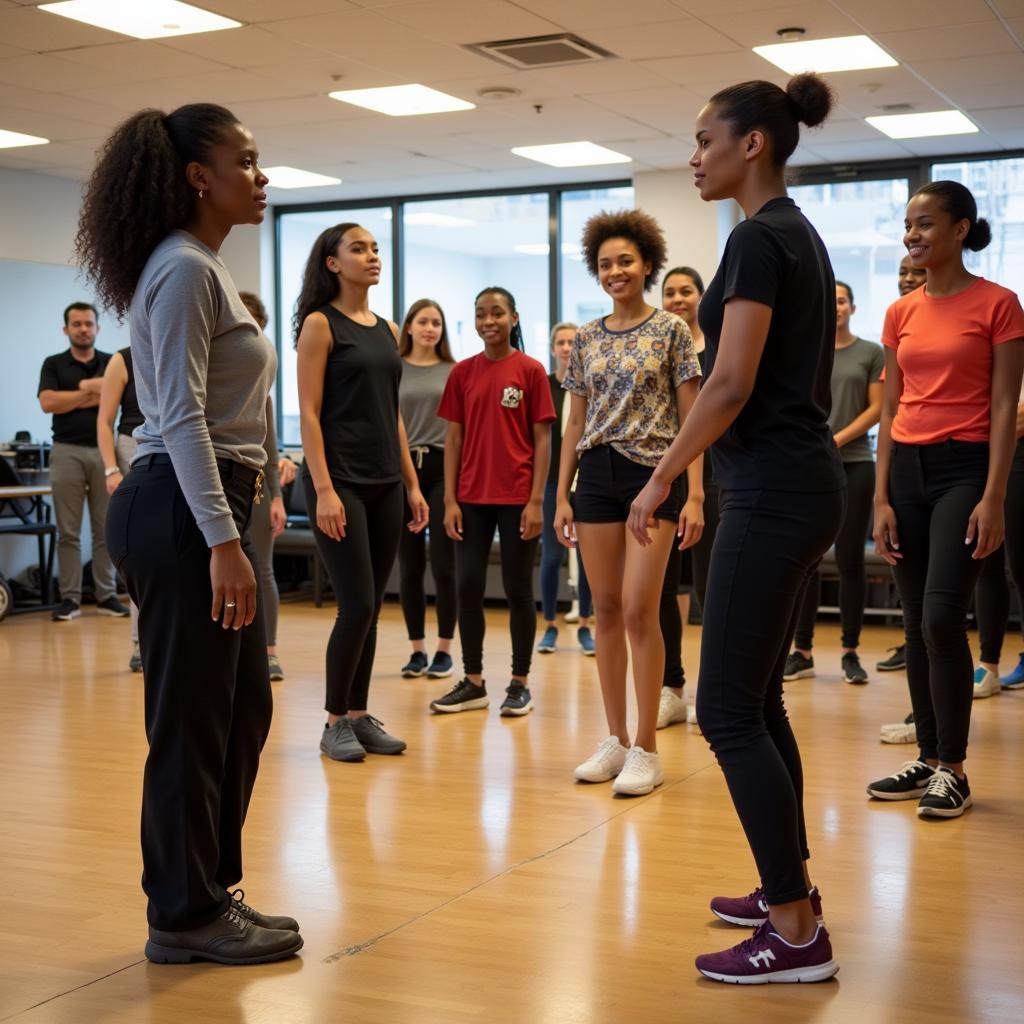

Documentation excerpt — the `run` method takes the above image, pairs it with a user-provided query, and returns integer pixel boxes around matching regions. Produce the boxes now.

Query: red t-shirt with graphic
[437,349,556,505]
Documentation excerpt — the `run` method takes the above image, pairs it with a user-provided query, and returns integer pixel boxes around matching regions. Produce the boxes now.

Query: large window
[559,186,635,328]
[276,207,394,445]
[932,157,1024,290]
[401,193,551,365]
[789,178,910,341]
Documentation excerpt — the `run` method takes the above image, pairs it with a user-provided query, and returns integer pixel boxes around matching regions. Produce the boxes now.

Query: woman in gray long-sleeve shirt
[75,103,303,966]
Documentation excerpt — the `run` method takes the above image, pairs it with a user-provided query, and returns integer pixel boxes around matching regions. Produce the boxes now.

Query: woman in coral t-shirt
[869,180,1024,819]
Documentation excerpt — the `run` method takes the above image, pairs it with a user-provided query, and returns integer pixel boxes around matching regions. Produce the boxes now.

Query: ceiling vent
[466,34,614,70]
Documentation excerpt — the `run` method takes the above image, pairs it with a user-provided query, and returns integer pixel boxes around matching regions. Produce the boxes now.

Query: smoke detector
[776,27,806,42]
[477,86,522,101]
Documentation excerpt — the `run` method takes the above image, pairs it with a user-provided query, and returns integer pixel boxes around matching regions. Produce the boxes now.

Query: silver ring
[225,601,237,608]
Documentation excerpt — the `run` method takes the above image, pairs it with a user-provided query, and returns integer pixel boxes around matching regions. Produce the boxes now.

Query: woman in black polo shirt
[629,73,844,984]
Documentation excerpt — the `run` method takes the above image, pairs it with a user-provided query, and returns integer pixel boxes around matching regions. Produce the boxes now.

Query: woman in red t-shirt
[429,287,555,718]
[869,180,1024,819]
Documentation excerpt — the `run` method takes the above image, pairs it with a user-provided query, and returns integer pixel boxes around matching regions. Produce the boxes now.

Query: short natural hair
[549,321,577,345]
[63,302,98,325]
[835,280,854,305]
[581,209,667,292]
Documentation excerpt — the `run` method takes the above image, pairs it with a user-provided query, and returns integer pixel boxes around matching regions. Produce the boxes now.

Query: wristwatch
[104,466,120,477]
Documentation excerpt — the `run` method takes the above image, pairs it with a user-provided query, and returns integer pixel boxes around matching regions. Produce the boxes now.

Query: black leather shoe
[228,888,300,932]
[145,904,302,965]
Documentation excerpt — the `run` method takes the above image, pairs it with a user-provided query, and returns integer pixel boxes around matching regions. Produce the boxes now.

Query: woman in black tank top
[295,222,429,764]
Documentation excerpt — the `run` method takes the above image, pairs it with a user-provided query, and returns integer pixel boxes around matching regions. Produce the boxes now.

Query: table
[0,484,57,617]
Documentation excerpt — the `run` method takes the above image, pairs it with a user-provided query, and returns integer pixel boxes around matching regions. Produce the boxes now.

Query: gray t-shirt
[130,230,277,546]
[830,337,884,463]
[399,360,452,450]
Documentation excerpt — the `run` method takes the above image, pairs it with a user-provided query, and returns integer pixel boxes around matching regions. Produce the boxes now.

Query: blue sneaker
[1001,653,1024,690]
[577,626,595,656]
[537,626,558,654]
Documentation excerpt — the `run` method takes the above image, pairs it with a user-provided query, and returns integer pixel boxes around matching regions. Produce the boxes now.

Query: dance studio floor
[1,600,1022,1023]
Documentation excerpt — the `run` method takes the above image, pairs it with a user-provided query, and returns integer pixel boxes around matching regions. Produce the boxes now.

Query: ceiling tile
[966,106,1024,131]
[834,0,997,33]
[809,138,914,162]
[584,19,742,60]
[898,133,1006,157]
[161,26,337,68]
[196,0,356,19]
[641,50,785,87]
[54,42,231,82]
[261,9,423,53]
[510,0,692,31]
[874,22,1020,62]
[355,44,501,81]
[0,5,122,51]
[584,86,702,133]
[0,104,108,140]
[698,3,862,48]
[527,58,681,93]
[377,0,559,42]
[0,53,131,92]
[246,57,398,96]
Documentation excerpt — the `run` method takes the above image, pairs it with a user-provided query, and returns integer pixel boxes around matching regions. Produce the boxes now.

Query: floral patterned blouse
[562,308,700,468]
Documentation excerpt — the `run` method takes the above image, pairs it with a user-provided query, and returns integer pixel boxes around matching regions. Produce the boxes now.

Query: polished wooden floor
[1,599,1023,1023]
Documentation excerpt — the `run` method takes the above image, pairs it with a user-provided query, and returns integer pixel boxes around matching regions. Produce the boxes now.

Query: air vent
[466,34,614,70]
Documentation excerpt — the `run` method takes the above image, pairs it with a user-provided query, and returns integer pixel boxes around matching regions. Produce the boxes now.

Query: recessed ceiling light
[510,142,631,168]
[754,34,897,74]
[263,167,341,189]
[328,85,475,117]
[866,109,979,139]
[39,1,240,39]
[404,212,476,227]
[0,129,49,149]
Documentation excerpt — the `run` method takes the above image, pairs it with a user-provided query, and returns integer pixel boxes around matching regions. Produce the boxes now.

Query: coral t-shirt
[882,278,1024,444]
[437,349,555,505]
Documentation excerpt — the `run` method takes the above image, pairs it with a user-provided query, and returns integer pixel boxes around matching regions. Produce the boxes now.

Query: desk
[0,484,57,617]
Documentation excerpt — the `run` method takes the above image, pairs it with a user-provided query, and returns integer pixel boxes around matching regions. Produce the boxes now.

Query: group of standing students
[72,67,1022,985]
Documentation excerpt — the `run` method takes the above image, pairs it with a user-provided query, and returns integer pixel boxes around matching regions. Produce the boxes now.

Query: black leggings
[975,440,1024,664]
[456,503,539,678]
[696,486,844,906]
[106,454,272,931]
[793,460,875,650]
[303,474,404,715]
[890,441,988,764]
[399,448,456,642]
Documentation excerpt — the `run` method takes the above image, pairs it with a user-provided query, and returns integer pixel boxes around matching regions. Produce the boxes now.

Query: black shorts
[573,444,682,524]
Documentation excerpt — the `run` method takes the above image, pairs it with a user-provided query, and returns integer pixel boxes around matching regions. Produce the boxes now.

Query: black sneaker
[427,651,454,678]
[500,682,533,717]
[842,651,869,685]
[867,759,935,801]
[918,766,972,819]
[401,651,429,678]
[430,678,489,714]
[876,645,906,671]
[52,599,81,621]
[783,651,815,680]
[97,596,130,617]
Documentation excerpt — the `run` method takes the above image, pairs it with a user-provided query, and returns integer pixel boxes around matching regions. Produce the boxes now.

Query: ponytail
[476,286,524,350]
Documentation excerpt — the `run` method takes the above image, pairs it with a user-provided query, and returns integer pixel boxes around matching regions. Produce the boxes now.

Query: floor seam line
[1,959,146,1022]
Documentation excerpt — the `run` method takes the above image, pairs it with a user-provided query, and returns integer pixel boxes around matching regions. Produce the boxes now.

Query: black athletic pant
[889,441,988,764]
[696,486,845,906]
[106,454,272,932]
[692,481,720,614]
[303,474,404,715]
[456,502,540,678]
[399,448,456,642]
[793,460,875,650]
[975,440,1024,664]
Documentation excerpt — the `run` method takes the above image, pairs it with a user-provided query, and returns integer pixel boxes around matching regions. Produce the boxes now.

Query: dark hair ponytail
[476,285,524,350]
[662,265,705,295]
[709,72,834,167]
[912,180,992,252]
[76,103,239,318]
[293,222,360,346]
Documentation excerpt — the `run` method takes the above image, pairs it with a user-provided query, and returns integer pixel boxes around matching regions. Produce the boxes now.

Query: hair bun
[964,216,992,252]
[786,73,834,128]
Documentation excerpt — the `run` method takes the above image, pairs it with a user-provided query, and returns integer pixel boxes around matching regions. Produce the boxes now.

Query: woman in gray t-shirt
[784,281,884,684]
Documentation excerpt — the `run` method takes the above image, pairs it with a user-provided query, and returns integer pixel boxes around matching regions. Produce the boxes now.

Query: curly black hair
[75,104,240,318]
[581,209,668,292]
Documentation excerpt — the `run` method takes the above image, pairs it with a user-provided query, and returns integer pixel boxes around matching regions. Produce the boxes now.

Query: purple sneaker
[696,921,838,984]
[710,886,823,927]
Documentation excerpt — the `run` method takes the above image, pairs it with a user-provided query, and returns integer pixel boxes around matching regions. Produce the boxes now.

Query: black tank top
[118,347,144,436]
[312,305,403,484]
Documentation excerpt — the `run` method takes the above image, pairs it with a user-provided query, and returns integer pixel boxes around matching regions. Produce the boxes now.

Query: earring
[198,189,204,199]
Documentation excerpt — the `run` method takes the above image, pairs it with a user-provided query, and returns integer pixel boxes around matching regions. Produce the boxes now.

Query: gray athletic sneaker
[320,718,366,762]
[350,714,407,755]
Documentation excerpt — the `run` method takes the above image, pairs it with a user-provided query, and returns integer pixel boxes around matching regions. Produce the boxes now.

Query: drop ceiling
[0,0,1021,202]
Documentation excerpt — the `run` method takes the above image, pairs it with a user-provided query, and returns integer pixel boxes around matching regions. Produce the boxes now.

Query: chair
[273,473,328,606]
[0,457,57,615]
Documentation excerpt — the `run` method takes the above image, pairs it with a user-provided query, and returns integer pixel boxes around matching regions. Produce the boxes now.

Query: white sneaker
[657,687,687,729]
[612,746,664,796]
[563,600,580,624]
[973,667,1000,699]
[574,736,628,783]
[880,716,916,744]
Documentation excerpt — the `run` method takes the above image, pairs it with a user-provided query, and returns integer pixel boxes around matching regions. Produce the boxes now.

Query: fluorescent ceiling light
[328,85,474,117]
[754,35,897,74]
[263,167,341,189]
[511,142,631,168]
[0,129,49,149]
[866,109,978,139]
[404,212,475,227]
[39,1,240,39]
